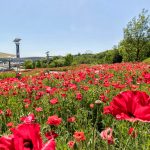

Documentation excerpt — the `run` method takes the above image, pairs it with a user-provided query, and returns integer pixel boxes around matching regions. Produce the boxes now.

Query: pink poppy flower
[20,113,35,124]
[100,128,114,144]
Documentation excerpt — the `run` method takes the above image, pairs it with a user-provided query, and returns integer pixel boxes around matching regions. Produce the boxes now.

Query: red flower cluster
[104,91,150,122]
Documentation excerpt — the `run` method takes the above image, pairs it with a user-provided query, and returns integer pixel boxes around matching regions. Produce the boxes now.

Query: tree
[36,60,42,68]
[50,58,65,67]
[64,54,73,66]
[23,60,33,69]
[112,46,122,63]
[120,9,150,61]
[103,50,115,64]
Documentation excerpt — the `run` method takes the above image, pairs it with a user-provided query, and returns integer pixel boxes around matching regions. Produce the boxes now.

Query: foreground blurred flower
[73,131,86,142]
[0,123,56,150]
[13,123,43,150]
[0,135,15,150]
[100,128,114,144]
[47,115,62,126]
[103,91,150,122]
[0,113,56,150]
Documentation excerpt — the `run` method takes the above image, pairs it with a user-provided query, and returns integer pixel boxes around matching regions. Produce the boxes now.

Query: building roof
[0,52,16,58]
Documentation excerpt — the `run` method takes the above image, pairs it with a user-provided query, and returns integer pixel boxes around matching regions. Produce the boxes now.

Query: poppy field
[0,63,150,150]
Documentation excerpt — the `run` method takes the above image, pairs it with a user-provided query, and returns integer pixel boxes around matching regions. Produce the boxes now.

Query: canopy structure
[0,52,16,58]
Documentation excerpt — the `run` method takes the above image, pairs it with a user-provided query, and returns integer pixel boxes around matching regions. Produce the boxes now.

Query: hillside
[0,52,15,58]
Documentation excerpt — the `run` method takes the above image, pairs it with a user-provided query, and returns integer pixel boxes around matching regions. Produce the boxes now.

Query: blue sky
[0,0,150,57]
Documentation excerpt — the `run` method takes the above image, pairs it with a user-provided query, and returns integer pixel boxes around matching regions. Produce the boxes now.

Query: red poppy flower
[61,93,67,98]
[45,131,58,140]
[46,87,57,95]
[76,93,82,101]
[73,131,86,142]
[69,84,77,90]
[67,141,75,149]
[89,103,94,109]
[5,109,12,117]
[67,116,76,123]
[23,99,31,104]
[0,109,3,115]
[103,91,150,122]
[81,86,89,91]
[35,107,43,112]
[47,115,62,126]
[143,73,150,84]
[13,123,43,150]
[99,94,108,103]
[50,98,58,105]
[0,135,15,150]
[128,127,137,138]
[7,122,14,128]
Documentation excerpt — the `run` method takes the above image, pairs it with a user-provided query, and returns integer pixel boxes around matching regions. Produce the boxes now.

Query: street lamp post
[13,38,21,72]
[8,56,11,70]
